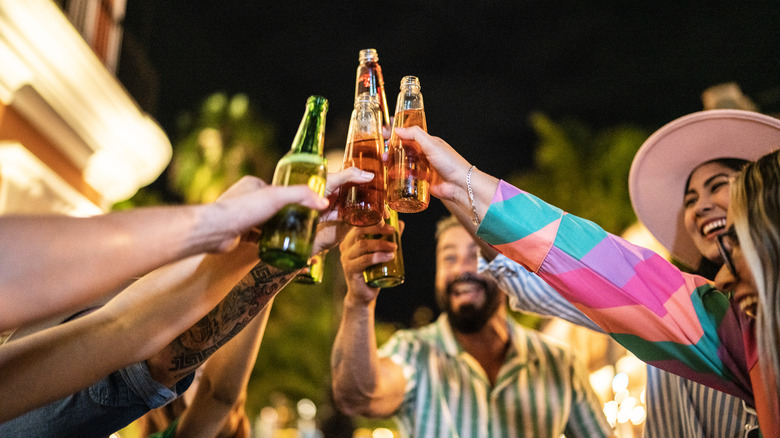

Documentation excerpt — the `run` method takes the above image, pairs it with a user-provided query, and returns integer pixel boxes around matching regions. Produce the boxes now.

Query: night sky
[119,1,780,325]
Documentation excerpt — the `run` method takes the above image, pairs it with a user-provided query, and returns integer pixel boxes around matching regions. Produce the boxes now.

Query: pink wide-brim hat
[629,109,780,269]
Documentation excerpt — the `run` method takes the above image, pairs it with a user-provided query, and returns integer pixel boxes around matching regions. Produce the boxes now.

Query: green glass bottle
[258,95,328,271]
[294,251,326,285]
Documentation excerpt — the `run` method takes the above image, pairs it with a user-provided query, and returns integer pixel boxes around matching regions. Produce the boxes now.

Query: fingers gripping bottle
[362,207,405,288]
[258,96,328,271]
[337,93,386,227]
[386,76,430,213]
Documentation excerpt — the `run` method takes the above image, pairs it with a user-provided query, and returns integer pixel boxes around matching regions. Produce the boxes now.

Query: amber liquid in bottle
[339,137,385,226]
[387,107,430,213]
[353,49,405,288]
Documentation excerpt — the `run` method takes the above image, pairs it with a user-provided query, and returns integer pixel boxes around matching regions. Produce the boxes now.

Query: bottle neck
[355,64,391,127]
[291,97,327,155]
[396,76,423,113]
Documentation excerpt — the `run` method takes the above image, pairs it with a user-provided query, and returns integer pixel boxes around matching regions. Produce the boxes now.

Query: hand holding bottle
[392,126,499,223]
[339,223,399,303]
[206,175,329,254]
[311,167,376,255]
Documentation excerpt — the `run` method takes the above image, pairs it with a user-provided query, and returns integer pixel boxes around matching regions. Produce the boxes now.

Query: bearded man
[330,216,613,438]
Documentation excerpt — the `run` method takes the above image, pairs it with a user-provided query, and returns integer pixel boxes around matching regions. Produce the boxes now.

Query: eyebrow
[685,172,731,197]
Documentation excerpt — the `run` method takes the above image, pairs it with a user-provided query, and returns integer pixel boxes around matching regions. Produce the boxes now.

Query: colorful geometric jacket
[475,180,758,407]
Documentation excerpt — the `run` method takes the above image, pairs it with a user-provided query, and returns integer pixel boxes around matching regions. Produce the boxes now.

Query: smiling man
[330,216,613,438]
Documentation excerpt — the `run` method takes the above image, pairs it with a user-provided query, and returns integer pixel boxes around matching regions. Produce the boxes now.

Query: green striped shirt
[378,314,612,438]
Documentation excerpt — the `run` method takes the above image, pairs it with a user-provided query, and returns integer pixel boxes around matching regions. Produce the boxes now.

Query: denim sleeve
[0,361,194,438]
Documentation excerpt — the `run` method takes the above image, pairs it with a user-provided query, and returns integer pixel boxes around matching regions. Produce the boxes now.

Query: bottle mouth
[400,76,420,89]
[356,92,379,107]
[359,48,379,62]
[306,95,329,111]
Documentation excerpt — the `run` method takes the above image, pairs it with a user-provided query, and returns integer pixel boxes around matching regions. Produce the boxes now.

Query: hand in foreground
[312,167,375,254]
[392,126,472,202]
[339,223,398,304]
[209,176,329,253]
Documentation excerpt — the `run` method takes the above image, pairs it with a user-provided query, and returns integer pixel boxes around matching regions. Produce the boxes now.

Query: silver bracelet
[466,165,480,226]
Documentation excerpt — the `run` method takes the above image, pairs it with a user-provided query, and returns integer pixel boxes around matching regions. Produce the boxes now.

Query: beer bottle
[355,48,391,127]
[386,76,430,213]
[258,95,328,271]
[352,48,405,287]
[294,251,326,284]
[362,208,405,288]
[338,93,385,226]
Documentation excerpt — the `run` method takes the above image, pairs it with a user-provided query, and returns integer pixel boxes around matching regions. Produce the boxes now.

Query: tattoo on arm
[165,262,296,378]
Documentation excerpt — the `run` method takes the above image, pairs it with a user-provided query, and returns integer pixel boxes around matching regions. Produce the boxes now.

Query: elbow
[331,381,392,418]
[331,386,371,417]
[200,376,244,410]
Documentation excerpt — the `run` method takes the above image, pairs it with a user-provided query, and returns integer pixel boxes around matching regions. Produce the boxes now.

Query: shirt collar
[433,313,535,366]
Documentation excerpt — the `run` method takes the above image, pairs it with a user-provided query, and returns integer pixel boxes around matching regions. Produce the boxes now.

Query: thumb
[325,167,375,196]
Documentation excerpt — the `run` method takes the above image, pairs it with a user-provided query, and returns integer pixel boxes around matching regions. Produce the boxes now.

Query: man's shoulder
[381,320,452,358]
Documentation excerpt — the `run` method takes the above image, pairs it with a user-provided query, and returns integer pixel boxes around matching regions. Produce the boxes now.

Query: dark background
[118,1,780,325]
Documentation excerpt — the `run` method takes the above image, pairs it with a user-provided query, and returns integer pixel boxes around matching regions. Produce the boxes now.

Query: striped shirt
[476,180,777,435]
[378,313,612,438]
[479,254,758,437]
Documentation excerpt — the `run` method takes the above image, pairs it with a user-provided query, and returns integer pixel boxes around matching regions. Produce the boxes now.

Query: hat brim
[629,109,780,269]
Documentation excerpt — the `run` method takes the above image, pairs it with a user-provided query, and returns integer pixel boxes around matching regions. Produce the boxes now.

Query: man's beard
[442,272,501,334]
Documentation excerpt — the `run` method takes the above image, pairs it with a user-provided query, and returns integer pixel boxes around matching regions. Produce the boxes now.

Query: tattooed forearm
[164,261,297,377]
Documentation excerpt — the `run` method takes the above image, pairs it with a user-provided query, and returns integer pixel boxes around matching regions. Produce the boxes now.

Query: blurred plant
[510,112,650,235]
[168,92,279,203]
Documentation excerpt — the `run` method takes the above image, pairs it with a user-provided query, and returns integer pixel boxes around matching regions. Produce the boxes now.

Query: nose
[456,256,478,275]
[713,264,737,293]
[693,193,715,216]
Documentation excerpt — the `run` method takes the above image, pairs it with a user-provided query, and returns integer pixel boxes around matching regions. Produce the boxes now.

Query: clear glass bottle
[386,76,430,213]
[362,207,404,288]
[338,93,385,227]
[352,48,405,287]
[355,48,391,128]
[258,95,328,271]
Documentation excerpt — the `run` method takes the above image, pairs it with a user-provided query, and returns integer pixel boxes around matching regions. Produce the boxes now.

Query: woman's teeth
[739,296,758,318]
[702,218,726,236]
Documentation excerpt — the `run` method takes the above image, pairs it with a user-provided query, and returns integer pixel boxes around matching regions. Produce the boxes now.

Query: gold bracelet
[467,165,480,226]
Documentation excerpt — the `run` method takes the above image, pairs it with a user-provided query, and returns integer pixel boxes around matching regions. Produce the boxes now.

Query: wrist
[343,282,378,308]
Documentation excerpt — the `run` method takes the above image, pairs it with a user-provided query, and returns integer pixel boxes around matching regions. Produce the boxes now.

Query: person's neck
[452,311,510,386]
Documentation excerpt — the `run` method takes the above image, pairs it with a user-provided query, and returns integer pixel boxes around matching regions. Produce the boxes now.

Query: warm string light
[590,353,647,433]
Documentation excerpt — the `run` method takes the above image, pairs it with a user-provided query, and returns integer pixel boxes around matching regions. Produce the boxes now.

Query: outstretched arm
[0,178,325,422]
[0,169,371,422]
[174,299,274,438]
[330,224,407,418]
[0,176,327,331]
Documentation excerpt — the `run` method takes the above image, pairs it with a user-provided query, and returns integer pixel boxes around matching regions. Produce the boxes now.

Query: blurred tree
[510,112,650,235]
[168,92,279,202]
